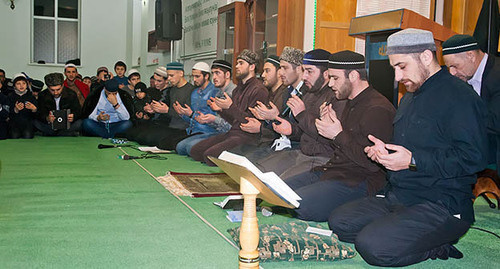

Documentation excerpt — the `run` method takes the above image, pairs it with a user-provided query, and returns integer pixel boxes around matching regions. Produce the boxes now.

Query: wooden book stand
[209,156,295,269]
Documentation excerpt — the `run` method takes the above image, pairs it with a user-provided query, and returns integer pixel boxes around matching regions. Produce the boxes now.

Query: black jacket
[37,87,82,122]
[481,55,500,134]
[81,85,134,119]
[0,93,9,121]
[8,91,37,121]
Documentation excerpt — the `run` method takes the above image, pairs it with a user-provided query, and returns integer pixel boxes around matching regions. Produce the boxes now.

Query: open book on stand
[215,151,301,208]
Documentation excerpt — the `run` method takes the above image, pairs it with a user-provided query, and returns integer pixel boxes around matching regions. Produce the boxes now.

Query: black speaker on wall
[155,0,182,41]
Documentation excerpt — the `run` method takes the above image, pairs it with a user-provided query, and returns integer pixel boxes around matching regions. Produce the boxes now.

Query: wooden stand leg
[238,177,260,269]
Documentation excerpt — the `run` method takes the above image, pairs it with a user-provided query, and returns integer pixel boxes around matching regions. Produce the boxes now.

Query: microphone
[98,144,118,149]
[118,155,142,160]
[98,144,131,149]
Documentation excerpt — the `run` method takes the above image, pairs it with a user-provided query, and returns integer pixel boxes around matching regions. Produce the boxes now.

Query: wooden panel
[315,0,357,53]
[233,2,248,69]
[450,0,484,35]
[277,0,305,54]
[465,0,485,35]
[401,9,456,42]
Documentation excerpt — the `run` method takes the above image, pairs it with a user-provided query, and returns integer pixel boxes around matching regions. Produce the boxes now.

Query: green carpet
[1,137,498,268]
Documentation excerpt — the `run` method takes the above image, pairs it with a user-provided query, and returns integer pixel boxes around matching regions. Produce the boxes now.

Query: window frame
[31,0,81,66]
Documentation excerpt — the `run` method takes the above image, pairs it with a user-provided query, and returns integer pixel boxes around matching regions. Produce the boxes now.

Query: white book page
[218,151,301,207]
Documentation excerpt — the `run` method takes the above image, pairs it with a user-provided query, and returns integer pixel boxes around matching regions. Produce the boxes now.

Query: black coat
[8,91,37,121]
[0,93,9,121]
[481,55,500,134]
[37,87,82,122]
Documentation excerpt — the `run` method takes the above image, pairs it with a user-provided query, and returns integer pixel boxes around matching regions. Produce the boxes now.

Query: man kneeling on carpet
[273,50,395,222]
[81,79,134,138]
[329,29,488,267]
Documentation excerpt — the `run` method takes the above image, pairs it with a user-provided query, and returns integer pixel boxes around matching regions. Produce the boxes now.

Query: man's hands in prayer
[240,117,261,133]
[364,135,412,171]
[287,95,306,117]
[24,101,37,112]
[151,100,169,113]
[195,112,216,124]
[143,103,154,114]
[173,101,193,116]
[135,111,150,120]
[272,116,292,136]
[315,104,342,140]
[213,92,232,110]
[207,98,222,111]
[14,101,25,113]
[249,101,279,120]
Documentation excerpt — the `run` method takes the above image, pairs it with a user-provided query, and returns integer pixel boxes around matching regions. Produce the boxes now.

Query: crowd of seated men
[0,30,498,267]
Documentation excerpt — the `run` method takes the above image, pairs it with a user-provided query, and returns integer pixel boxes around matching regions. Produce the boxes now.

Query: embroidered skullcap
[328,50,365,69]
[265,55,280,68]
[31,80,44,92]
[166,62,184,71]
[442,34,480,55]
[303,49,330,67]
[211,60,232,71]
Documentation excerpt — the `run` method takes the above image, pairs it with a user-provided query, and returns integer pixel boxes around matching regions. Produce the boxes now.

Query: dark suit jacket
[481,55,500,134]
[480,55,500,165]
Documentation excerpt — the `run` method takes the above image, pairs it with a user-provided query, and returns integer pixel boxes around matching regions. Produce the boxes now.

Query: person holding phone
[7,73,38,139]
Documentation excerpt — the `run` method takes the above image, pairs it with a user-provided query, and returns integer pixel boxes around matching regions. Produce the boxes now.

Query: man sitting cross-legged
[190,49,268,166]
[176,60,236,156]
[34,72,83,136]
[166,61,220,152]
[81,79,134,138]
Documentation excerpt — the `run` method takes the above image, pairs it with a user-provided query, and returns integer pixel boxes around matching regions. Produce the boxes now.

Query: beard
[195,78,206,87]
[335,80,352,100]
[401,60,430,92]
[236,69,249,80]
[308,75,325,93]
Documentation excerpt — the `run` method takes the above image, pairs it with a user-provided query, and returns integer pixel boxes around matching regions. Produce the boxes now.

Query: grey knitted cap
[279,46,304,66]
[387,28,437,55]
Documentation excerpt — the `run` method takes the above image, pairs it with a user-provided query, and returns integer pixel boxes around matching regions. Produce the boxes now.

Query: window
[32,0,80,65]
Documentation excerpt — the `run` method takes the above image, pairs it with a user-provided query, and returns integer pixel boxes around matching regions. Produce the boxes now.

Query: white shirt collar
[467,53,488,96]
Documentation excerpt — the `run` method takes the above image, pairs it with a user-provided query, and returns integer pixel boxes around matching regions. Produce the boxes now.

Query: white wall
[0,0,132,81]
[0,0,247,84]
